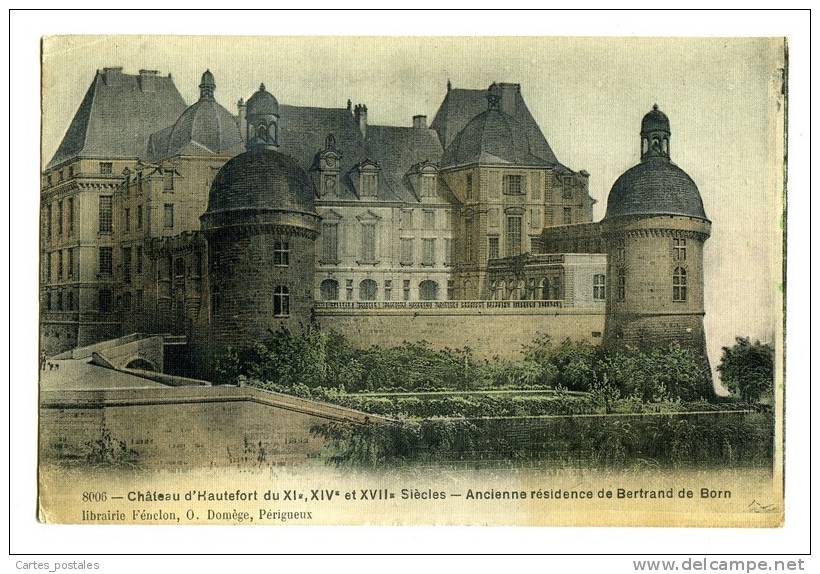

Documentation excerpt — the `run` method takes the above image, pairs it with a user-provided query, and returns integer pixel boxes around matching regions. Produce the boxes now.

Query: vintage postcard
[38,35,785,527]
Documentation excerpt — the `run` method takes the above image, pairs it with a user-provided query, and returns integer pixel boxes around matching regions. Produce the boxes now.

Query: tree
[717,337,775,402]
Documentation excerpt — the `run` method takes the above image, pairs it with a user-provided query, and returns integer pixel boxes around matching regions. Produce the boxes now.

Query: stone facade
[41,67,710,371]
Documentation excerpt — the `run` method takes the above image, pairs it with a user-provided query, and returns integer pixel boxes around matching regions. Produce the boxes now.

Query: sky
[41,36,785,389]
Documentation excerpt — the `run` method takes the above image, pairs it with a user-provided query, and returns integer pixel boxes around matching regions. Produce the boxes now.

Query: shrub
[717,337,775,403]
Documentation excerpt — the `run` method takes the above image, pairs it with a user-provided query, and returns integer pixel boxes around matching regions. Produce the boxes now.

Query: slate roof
[46,68,188,170]
[149,96,244,160]
[604,156,708,221]
[430,86,559,166]
[365,125,444,201]
[440,109,549,168]
[204,148,315,215]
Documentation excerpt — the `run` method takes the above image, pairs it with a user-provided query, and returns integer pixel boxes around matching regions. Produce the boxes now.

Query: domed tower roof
[166,70,243,156]
[441,89,549,168]
[202,148,317,223]
[641,103,670,135]
[605,105,708,221]
[246,83,279,117]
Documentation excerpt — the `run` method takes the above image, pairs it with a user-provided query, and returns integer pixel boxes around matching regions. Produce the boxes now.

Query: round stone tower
[201,84,319,356]
[602,105,711,358]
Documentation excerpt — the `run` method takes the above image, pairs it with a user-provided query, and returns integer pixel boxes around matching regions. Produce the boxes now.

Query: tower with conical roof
[602,105,711,367]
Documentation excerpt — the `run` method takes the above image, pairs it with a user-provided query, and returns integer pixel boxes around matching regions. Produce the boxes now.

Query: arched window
[267,122,278,144]
[642,137,649,154]
[419,280,439,301]
[463,279,472,299]
[673,267,687,302]
[662,137,669,154]
[256,124,266,141]
[359,279,377,301]
[320,279,339,301]
[273,286,290,316]
[617,268,626,301]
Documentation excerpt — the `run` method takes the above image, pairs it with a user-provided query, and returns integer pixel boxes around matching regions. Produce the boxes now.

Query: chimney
[497,82,520,116]
[237,98,247,143]
[412,115,427,129]
[138,69,159,92]
[354,104,368,138]
[101,66,123,86]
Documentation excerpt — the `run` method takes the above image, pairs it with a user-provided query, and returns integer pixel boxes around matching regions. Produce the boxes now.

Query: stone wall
[39,386,377,469]
[315,306,606,359]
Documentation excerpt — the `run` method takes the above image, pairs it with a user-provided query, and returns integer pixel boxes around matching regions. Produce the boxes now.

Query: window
[211,285,222,315]
[673,267,687,302]
[136,246,143,274]
[56,290,63,311]
[323,175,337,196]
[46,252,52,283]
[136,205,143,229]
[163,169,174,191]
[422,238,435,266]
[488,208,499,228]
[423,210,435,230]
[122,247,132,284]
[195,252,203,277]
[135,290,144,311]
[274,240,290,266]
[346,279,354,301]
[505,216,522,256]
[563,207,572,225]
[68,165,74,178]
[464,219,473,263]
[360,223,376,263]
[320,279,339,301]
[99,196,113,233]
[321,223,339,263]
[384,280,392,301]
[465,173,473,200]
[530,172,542,200]
[400,238,414,265]
[163,203,174,229]
[419,280,439,301]
[45,291,51,311]
[59,170,64,182]
[98,288,112,312]
[174,258,185,278]
[98,247,112,275]
[58,250,64,279]
[531,208,541,229]
[359,279,377,301]
[124,208,130,232]
[67,198,74,235]
[273,286,290,316]
[443,238,452,266]
[400,209,413,230]
[674,238,687,261]
[421,176,435,197]
[360,173,378,197]
[503,174,523,195]
[123,291,132,311]
[488,236,500,260]
[67,248,74,278]
[447,279,455,300]
[617,268,626,301]
[562,176,573,199]
[66,290,74,311]
[57,201,63,235]
[403,279,411,301]
[99,162,113,175]
[593,274,606,300]
[616,239,625,263]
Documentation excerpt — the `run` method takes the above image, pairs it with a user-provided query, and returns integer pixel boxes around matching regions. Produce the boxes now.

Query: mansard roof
[365,125,444,202]
[46,68,188,170]
[430,84,559,166]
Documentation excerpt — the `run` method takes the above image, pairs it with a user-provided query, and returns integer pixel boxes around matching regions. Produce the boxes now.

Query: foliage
[215,329,714,404]
[717,337,775,403]
[312,411,774,469]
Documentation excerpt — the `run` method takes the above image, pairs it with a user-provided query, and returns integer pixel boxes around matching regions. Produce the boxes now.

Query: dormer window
[361,173,377,197]
[421,175,436,197]
[357,160,380,198]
